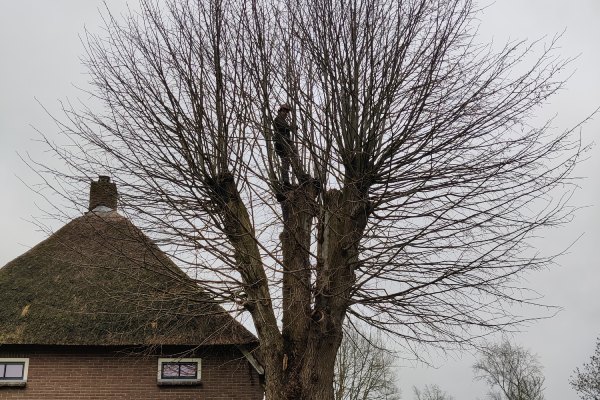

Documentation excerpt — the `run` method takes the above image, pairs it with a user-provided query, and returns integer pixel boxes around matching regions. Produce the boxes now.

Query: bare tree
[334,325,401,400]
[570,337,600,400]
[36,0,587,398]
[413,384,454,400]
[474,340,545,400]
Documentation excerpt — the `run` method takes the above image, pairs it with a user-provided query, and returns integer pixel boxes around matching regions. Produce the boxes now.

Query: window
[157,358,201,385]
[0,358,29,387]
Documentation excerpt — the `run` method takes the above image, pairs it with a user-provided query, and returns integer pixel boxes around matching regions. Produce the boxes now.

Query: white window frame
[157,358,201,385]
[0,358,29,387]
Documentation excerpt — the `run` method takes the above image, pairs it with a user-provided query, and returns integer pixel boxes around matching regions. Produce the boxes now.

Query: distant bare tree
[570,337,600,400]
[474,340,545,400]
[413,384,454,400]
[334,325,401,400]
[37,0,587,398]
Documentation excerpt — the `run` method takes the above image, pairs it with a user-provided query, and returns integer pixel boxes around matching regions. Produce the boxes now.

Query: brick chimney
[88,176,118,211]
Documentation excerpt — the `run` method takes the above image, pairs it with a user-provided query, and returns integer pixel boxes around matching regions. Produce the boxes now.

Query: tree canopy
[571,337,600,400]
[38,0,585,398]
[334,325,401,400]
[474,340,545,400]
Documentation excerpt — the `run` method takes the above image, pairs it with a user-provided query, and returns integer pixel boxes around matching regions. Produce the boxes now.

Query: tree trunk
[262,323,344,400]
[260,185,370,400]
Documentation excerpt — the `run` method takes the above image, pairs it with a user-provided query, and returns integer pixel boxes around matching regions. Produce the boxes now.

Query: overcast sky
[1,1,598,399]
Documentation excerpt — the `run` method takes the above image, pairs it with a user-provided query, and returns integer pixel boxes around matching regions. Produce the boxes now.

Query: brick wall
[0,345,263,399]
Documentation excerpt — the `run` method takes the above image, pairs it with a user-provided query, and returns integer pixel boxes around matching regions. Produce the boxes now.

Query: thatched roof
[0,180,256,347]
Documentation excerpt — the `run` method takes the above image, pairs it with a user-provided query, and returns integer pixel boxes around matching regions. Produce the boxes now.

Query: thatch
[0,210,256,346]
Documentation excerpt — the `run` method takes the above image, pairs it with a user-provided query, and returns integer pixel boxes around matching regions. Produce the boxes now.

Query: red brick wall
[0,345,263,399]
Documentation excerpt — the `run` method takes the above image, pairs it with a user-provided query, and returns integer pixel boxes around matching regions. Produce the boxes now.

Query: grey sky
[1,1,598,399]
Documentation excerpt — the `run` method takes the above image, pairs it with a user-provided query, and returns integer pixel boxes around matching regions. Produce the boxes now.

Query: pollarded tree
[570,337,600,400]
[39,0,586,398]
[474,340,545,400]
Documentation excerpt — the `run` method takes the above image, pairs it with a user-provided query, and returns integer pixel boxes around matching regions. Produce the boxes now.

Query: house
[0,176,264,399]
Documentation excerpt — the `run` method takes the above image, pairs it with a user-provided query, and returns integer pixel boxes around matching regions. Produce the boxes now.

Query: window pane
[162,363,180,378]
[160,361,198,379]
[4,364,24,379]
[179,363,197,378]
[0,364,5,378]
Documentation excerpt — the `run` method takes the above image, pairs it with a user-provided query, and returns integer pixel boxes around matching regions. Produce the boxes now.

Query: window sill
[0,381,27,387]
[157,379,202,386]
